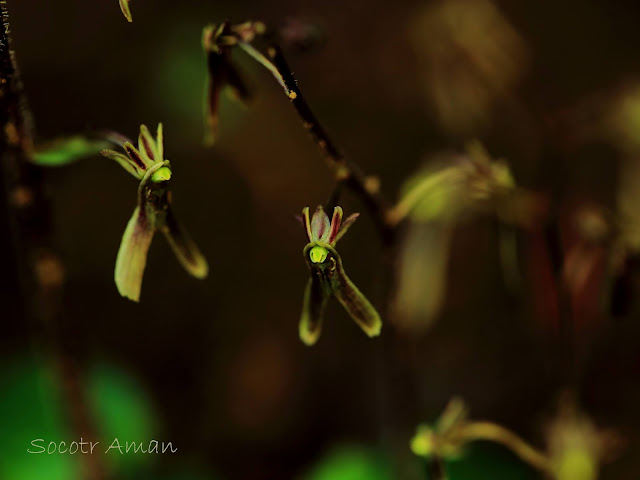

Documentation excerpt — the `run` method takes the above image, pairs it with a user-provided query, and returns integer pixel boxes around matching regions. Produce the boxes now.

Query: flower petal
[101,149,144,179]
[299,273,331,346]
[160,206,209,279]
[332,256,382,338]
[119,0,132,22]
[392,223,452,333]
[115,206,155,302]
[138,124,158,163]
[310,205,331,242]
[203,50,227,145]
[123,142,148,171]
[327,206,343,245]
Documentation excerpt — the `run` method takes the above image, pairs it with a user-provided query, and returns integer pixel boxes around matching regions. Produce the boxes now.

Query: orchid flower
[299,205,382,345]
[101,124,208,301]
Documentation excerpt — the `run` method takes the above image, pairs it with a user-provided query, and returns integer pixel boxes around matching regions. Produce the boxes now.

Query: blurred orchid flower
[411,397,553,477]
[299,205,381,345]
[410,394,621,479]
[100,124,208,302]
[391,143,547,333]
[546,394,622,480]
[202,22,265,145]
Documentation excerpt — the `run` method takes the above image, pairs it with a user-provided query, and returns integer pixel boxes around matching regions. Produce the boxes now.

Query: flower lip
[303,241,337,266]
[309,245,329,264]
[151,166,172,183]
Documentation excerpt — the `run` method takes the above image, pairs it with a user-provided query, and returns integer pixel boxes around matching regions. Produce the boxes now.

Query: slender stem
[240,39,395,243]
[426,456,448,480]
[237,42,290,95]
[0,3,104,479]
[459,421,554,475]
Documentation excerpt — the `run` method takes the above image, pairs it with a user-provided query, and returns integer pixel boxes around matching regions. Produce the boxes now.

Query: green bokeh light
[305,445,392,480]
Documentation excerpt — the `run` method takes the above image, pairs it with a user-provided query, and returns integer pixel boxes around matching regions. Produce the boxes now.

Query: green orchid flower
[299,205,382,345]
[101,124,208,302]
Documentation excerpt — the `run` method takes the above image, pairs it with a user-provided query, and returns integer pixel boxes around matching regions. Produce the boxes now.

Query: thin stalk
[237,42,291,96]
[460,421,554,475]
[426,456,447,480]
[239,39,395,243]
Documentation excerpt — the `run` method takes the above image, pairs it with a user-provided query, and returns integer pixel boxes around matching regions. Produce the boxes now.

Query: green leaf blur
[32,136,111,167]
[305,445,392,480]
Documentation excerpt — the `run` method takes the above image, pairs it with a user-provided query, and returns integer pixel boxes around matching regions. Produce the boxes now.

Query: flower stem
[240,37,395,243]
[459,421,554,475]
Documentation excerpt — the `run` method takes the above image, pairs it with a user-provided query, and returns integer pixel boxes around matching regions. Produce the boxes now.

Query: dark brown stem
[261,42,396,244]
[426,456,447,480]
[0,3,104,479]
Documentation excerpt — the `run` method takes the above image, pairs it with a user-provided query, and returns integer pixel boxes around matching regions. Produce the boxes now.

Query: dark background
[2,0,640,479]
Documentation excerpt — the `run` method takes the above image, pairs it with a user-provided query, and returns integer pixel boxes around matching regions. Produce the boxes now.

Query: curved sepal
[160,206,209,279]
[299,273,332,346]
[101,149,145,179]
[115,206,155,302]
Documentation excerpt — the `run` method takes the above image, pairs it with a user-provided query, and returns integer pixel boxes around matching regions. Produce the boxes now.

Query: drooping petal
[299,273,331,346]
[392,222,453,333]
[203,49,226,145]
[201,23,251,145]
[115,206,155,302]
[310,205,331,242]
[138,124,158,163]
[332,257,382,338]
[160,206,209,279]
[101,149,144,179]
[119,0,132,22]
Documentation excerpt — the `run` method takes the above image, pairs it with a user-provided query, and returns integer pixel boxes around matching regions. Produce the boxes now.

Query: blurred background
[2,0,640,478]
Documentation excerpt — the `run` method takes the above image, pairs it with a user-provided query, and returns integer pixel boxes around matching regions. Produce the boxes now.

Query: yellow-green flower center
[309,245,328,264]
[151,166,172,183]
